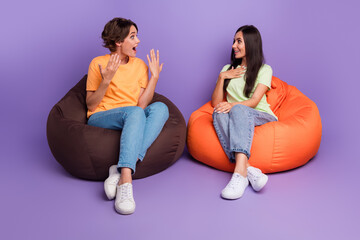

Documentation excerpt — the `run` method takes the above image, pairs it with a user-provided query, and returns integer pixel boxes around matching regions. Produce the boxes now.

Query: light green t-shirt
[221,63,277,119]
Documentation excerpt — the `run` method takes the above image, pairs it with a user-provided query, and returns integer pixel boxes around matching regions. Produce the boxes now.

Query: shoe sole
[104,166,120,200]
[221,186,248,200]
[104,180,116,200]
[115,205,136,215]
[221,193,244,200]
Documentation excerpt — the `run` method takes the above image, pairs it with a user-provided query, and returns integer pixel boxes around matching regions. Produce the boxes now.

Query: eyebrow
[130,32,137,35]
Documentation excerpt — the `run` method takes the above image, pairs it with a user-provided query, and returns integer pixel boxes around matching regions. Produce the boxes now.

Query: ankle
[234,170,247,178]
[119,178,132,185]
[118,167,132,185]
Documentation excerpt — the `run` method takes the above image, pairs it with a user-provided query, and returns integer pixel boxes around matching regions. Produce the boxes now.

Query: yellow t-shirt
[86,55,148,118]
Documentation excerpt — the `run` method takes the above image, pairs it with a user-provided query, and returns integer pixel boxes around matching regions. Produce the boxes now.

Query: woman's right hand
[220,66,246,80]
[99,54,122,85]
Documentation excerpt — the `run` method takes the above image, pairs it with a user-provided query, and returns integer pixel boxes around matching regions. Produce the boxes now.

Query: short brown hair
[101,18,138,52]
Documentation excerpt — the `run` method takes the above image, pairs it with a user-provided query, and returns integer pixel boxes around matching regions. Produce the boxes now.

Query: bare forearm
[138,76,158,109]
[232,83,268,109]
[215,99,259,114]
[211,75,225,107]
[232,99,259,109]
[86,82,109,111]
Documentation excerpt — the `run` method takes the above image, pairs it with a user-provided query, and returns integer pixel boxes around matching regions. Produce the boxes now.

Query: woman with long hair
[86,18,168,214]
[211,25,277,199]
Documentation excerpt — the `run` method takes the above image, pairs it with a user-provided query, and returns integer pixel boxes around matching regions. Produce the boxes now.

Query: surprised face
[116,25,140,58]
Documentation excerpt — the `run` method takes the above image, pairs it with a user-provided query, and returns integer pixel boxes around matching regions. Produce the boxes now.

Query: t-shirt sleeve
[220,64,231,73]
[86,58,102,91]
[256,64,273,89]
[138,60,149,89]
[216,64,231,83]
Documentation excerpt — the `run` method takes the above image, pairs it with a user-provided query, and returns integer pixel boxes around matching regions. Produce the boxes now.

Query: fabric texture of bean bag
[47,75,186,180]
[187,76,322,173]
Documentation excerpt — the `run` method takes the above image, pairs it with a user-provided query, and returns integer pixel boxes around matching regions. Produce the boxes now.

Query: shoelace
[119,184,133,202]
[108,175,120,185]
[227,174,244,189]
[247,169,261,182]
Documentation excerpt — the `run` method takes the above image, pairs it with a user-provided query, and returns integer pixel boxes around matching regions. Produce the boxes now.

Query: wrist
[150,75,159,82]
[100,80,111,87]
[218,73,225,81]
[230,102,238,107]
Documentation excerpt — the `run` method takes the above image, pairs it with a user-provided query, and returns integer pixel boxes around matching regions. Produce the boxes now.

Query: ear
[115,42,122,48]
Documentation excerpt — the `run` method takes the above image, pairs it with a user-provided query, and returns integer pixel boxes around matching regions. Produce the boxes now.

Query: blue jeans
[88,102,169,173]
[212,104,277,162]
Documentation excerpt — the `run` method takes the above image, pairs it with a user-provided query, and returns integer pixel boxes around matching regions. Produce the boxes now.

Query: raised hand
[220,66,246,79]
[99,54,122,85]
[147,49,163,80]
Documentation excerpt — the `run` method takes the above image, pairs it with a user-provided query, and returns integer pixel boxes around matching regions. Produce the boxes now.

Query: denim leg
[88,106,146,173]
[138,102,169,160]
[213,104,277,162]
[228,104,256,160]
[213,111,232,159]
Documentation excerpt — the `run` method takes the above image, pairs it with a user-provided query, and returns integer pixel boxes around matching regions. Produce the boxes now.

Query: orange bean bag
[187,77,322,173]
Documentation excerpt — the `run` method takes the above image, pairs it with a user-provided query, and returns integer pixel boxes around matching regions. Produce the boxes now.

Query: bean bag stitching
[82,124,101,179]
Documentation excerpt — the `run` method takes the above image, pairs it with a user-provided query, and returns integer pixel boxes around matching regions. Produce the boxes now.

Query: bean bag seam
[82,124,100,179]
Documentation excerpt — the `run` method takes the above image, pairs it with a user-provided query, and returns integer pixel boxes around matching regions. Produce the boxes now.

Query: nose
[136,36,140,44]
[232,42,237,49]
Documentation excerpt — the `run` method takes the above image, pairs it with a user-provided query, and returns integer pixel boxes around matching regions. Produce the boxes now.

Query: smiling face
[116,25,140,58]
[232,31,246,60]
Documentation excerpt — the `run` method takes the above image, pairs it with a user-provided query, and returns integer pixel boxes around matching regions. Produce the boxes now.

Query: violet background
[1,0,359,239]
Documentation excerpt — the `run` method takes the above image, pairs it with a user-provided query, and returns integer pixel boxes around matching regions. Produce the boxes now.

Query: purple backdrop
[1,0,359,239]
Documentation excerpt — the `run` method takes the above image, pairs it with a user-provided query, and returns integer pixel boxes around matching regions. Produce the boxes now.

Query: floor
[1,125,358,240]
[1,1,359,239]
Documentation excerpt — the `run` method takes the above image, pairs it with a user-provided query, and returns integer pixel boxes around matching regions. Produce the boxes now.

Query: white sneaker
[115,183,136,215]
[247,166,268,191]
[221,173,249,200]
[104,165,120,200]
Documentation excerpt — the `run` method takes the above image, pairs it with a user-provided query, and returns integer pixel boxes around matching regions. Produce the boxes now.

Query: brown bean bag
[47,75,186,180]
[187,76,322,173]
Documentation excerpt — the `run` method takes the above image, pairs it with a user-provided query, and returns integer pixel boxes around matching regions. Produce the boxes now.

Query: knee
[229,104,248,116]
[148,102,169,120]
[127,107,146,121]
[212,110,226,123]
[231,104,247,111]
[154,102,169,116]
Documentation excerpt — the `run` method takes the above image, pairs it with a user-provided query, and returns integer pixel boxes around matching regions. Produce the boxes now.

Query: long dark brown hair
[223,25,264,98]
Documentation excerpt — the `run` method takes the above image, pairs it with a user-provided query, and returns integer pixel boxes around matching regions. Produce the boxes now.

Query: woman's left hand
[147,49,163,80]
[214,101,234,113]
